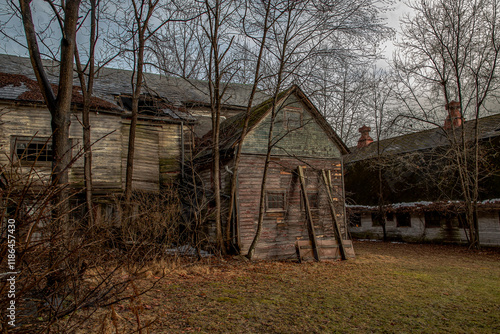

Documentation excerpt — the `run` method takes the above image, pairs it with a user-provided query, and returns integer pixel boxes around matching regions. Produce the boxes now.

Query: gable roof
[201,85,349,155]
[345,113,500,164]
[0,54,268,109]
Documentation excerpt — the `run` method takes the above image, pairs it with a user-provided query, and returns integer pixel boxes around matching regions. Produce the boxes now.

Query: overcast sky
[0,1,411,69]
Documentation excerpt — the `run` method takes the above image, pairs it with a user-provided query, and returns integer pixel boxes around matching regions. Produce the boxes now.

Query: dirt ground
[69,241,500,333]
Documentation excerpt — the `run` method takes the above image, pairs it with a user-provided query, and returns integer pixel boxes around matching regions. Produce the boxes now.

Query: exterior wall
[241,94,341,159]
[236,155,345,260]
[0,104,123,191]
[349,211,500,246]
[0,103,185,194]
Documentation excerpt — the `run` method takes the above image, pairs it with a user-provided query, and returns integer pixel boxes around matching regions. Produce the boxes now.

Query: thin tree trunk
[225,0,271,252]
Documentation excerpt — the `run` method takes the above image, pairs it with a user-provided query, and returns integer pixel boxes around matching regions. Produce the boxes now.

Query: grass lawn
[75,241,500,333]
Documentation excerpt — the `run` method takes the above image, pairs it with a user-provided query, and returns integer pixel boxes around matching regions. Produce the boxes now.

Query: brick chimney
[444,101,463,129]
[357,125,373,148]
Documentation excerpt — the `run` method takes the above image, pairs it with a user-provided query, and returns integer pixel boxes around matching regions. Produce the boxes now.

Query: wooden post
[321,169,347,260]
[297,166,320,261]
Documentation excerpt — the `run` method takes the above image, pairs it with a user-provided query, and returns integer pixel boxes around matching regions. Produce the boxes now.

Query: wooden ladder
[297,166,321,261]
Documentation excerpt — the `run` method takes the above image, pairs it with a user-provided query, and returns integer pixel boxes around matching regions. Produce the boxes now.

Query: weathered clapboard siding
[121,121,161,193]
[158,123,182,185]
[236,155,344,260]
[0,104,54,186]
[69,111,123,190]
[1,104,188,194]
[241,94,341,159]
[0,105,123,190]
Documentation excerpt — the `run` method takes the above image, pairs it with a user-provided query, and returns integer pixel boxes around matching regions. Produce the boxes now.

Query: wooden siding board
[121,122,160,193]
[234,155,346,259]
[241,95,341,158]
[0,106,123,190]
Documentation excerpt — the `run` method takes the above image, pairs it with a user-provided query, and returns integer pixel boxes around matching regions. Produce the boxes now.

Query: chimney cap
[359,125,371,133]
[446,100,460,110]
[357,124,373,148]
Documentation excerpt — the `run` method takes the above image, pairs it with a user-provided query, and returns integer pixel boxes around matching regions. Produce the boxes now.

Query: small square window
[349,213,361,228]
[266,191,286,212]
[13,137,52,164]
[386,212,394,221]
[425,211,441,228]
[284,110,302,129]
[396,212,411,227]
[371,212,385,227]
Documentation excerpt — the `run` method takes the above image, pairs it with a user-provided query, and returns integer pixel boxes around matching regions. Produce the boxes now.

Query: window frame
[11,136,53,166]
[283,108,303,130]
[424,211,442,228]
[371,212,385,227]
[396,212,412,227]
[266,190,287,212]
[348,213,362,228]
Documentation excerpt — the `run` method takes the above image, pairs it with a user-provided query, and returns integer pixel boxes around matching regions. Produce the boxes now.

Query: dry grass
[72,241,500,333]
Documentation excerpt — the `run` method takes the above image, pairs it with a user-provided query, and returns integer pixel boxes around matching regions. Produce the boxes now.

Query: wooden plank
[321,169,347,260]
[295,239,343,261]
[297,166,320,261]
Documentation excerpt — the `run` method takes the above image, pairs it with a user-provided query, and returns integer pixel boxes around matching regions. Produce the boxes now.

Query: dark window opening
[396,212,411,227]
[14,138,52,162]
[386,212,394,221]
[371,212,385,227]
[284,110,302,129]
[266,191,286,211]
[118,95,168,116]
[425,211,442,228]
[349,213,362,228]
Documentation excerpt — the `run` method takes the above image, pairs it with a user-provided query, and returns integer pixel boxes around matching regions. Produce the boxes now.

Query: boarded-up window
[424,211,441,228]
[396,212,411,227]
[13,137,53,164]
[266,191,286,211]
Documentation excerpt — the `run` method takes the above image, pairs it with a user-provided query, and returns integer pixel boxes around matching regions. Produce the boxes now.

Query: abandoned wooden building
[344,104,500,246]
[0,54,264,205]
[0,55,355,259]
[196,85,355,260]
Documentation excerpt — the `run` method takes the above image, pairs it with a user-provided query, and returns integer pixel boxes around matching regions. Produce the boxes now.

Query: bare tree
[393,0,500,248]
[114,0,191,208]
[246,0,393,259]
[17,0,81,224]
[365,67,395,241]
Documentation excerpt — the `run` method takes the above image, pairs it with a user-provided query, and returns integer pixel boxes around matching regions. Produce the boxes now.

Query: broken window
[266,191,286,211]
[396,212,411,227]
[13,137,52,163]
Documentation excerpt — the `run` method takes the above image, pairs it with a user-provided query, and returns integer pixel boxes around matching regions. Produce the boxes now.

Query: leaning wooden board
[295,239,355,262]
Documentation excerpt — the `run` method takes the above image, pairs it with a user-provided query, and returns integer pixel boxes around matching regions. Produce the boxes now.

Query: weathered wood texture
[295,239,355,262]
[298,165,320,261]
[0,104,186,193]
[236,155,345,260]
[241,94,341,159]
